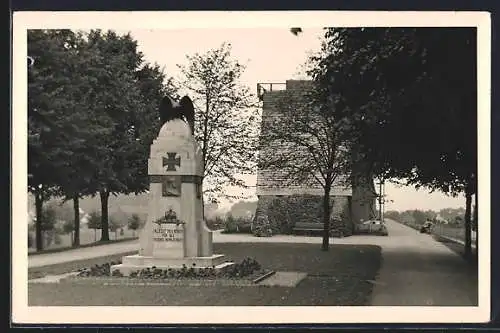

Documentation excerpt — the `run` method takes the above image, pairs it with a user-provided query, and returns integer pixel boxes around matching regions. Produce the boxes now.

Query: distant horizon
[28,189,465,214]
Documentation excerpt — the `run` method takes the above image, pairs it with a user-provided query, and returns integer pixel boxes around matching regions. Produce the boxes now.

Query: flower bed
[30,243,382,306]
[71,257,272,283]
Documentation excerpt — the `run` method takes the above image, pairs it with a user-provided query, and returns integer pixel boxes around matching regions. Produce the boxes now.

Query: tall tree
[82,30,174,241]
[82,30,142,241]
[108,217,124,240]
[176,43,259,203]
[130,62,178,192]
[258,85,350,251]
[311,27,477,256]
[49,30,113,247]
[28,29,176,245]
[87,211,102,242]
[28,29,84,250]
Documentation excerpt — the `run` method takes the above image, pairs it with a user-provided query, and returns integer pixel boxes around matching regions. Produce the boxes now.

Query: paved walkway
[28,219,477,306]
[367,219,477,306]
[29,232,328,268]
[28,240,140,268]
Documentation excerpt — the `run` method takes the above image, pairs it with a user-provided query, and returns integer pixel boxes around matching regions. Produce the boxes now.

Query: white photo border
[12,10,491,324]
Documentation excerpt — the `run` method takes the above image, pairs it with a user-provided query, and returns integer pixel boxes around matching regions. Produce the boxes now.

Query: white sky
[124,28,466,211]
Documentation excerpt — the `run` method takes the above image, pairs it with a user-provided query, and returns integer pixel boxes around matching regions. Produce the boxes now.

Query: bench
[292,222,324,236]
[293,222,344,237]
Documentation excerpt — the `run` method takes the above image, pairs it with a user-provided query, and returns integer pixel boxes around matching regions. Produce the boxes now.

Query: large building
[253,80,377,236]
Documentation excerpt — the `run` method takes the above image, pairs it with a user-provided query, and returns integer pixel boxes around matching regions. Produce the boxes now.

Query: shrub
[262,195,352,237]
[236,217,252,233]
[205,216,224,230]
[87,211,102,241]
[81,258,265,280]
[117,259,263,280]
[40,205,58,232]
[223,214,237,233]
[411,210,428,226]
[87,211,102,230]
[44,231,55,247]
[54,233,62,245]
[266,198,294,234]
[252,204,273,237]
[253,223,273,237]
[223,215,252,234]
[329,208,353,237]
[109,216,125,239]
[77,261,120,277]
[221,258,262,277]
[127,214,142,236]
[62,219,75,235]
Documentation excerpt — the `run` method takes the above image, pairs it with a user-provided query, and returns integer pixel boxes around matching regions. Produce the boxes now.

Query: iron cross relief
[163,153,181,171]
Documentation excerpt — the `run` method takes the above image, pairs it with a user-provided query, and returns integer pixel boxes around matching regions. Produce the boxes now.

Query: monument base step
[111,254,232,277]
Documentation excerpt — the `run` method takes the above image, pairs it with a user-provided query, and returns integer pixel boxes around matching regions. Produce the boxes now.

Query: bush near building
[253,195,353,237]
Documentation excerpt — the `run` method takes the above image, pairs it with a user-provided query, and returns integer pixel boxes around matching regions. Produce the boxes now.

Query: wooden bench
[293,222,344,237]
[292,222,324,235]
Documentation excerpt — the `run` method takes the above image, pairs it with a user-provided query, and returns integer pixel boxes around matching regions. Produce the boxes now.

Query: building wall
[253,194,352,236]
[351,171,377,223]
[255,80,376,235]
[257,80,351,196]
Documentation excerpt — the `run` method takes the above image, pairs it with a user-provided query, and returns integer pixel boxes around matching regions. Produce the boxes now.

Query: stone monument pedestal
[111,118,233,277]
[113,254,231,277]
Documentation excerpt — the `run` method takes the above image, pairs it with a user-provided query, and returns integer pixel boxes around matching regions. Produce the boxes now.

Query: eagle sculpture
[159,95,195,135]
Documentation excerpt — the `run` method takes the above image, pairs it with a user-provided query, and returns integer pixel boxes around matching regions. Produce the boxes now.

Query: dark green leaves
[28,29,176,246]
[311,28,477,195]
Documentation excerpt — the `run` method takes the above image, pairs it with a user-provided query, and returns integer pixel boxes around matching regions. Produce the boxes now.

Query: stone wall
[252,194,353,237]
[256,79,377,235]
[257,80,352,196]
[351,174,377,224]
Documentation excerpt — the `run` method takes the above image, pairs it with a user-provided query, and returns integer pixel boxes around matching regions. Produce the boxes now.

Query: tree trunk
[34,190,44,251]
[72,194,80,247]
[378,179,383,220]
[322,184,332,252]
[475,192,478,256]
[100,190,110,241]
[464,177,473,258]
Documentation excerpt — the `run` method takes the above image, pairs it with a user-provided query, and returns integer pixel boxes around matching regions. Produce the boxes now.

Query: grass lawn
[28,243,382,306]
